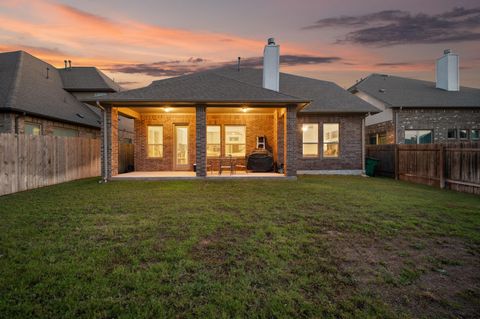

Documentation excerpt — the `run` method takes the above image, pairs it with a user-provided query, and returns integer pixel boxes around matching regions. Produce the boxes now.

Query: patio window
[323,123,339,158]
[147,125,163,158]
[404,130,433,144]
[302,124,318,156]
[471,129,479,140]
[207,125,221,157]
[225,125,246,157]
[25,122,41,135]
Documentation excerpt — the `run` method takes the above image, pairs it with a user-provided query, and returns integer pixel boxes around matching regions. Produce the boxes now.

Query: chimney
[263,37,280,92]
[436,49,459,91]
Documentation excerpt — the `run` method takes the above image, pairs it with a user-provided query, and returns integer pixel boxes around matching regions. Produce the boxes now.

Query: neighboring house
[349,50,480,145]
[0,50,125,138]
[84,38,379,179]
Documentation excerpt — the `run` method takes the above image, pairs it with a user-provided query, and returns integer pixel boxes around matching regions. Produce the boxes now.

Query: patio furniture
[233,156,248,174]
[218,156,235,175]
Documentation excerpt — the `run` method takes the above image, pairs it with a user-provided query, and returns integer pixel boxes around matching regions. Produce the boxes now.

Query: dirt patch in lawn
[327,232,480,318]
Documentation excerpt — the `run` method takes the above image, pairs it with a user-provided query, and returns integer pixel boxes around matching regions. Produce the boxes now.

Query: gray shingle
[90,71,307,104]
[212,68,379,113]
[0,51,100,128]
[59,67,121,92]
[350,73,480,108]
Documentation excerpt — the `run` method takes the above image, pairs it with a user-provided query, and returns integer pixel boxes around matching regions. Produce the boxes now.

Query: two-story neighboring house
[349,50,480,145]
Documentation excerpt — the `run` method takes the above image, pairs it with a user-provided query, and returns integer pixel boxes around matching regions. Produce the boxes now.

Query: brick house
[349,50,480,145]
[84,39,378,179]
[0,51,121,138]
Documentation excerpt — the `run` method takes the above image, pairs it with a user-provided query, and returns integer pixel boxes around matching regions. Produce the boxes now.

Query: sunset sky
[1,0,479,89]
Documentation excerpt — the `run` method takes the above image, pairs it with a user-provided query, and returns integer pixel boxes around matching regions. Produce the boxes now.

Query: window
[404,130,433,144]
[225,125,246,157]
[447,129,457,139]
[369,134,377,145]
[377,133,387,144]
[302,124,318,156]
[147,126,163,157]
[459,129,468,139]
[52,127,78,137]
[471,129,479,140]
[207,126,221,157]
[25,122,41,135]
[323,123,339,158]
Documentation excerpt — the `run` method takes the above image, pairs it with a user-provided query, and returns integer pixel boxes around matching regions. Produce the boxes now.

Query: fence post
[439,144,445,189]
[394,144,399,180]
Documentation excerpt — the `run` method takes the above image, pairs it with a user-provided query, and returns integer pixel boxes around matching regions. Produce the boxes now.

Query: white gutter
[96,101,108,182]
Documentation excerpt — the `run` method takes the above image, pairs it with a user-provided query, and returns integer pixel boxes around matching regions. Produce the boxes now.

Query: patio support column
[284,104,297,177]
[195,104,207,177]
[101,105,119,179]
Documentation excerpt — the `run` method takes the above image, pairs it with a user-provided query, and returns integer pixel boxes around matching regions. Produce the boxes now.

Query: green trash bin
[365,157,380,177]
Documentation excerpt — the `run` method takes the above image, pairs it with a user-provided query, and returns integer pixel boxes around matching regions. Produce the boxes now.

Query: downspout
[96,101,108,183]
[361,117,365,174]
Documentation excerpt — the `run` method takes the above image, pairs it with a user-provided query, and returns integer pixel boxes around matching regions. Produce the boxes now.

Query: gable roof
[349,73,480,108]
[0,51,100,128]
[59,67,121,92]
[211,68,379,113]
[89,70,308,104]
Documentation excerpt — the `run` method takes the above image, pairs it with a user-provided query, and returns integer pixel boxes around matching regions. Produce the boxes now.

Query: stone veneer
[395,108,480,143]
[296,114,363,171]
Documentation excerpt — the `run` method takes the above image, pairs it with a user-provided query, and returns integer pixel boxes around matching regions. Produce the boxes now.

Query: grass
[0,176,479,318]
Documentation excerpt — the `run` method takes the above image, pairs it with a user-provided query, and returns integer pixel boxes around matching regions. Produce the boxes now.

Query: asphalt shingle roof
[90,67,377,113]
[211,68,379,113]
[59,67,121,92]
[349,73,480,108]
[91,70,307,104]
[0,51,101,128]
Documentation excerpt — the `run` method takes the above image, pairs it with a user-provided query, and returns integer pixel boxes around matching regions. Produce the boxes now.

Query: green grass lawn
[1,176,479,318]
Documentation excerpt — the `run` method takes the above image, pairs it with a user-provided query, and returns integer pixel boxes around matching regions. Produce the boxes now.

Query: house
[0,51,122,138]
[349,50,480,145]
[84,38,378,179]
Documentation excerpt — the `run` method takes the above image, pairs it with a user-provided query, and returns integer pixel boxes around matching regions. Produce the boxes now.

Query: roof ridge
[5,51,24,109]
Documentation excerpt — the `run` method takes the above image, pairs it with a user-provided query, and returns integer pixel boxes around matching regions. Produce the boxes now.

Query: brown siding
[296,114,363,170]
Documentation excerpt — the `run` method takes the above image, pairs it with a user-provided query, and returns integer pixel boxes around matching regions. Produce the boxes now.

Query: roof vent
[379,89,386,93]
[76,113,84,118]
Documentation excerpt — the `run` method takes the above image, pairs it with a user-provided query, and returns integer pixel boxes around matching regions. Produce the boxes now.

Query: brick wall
[134,111,276,171]
[365,120,395,144]
[296,114,363,170]
[396,108,480,143]
[0,111,99,138]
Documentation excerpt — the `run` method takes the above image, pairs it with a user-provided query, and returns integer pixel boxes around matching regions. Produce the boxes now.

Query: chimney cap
[267,37,275,45]
[444,49,452,55]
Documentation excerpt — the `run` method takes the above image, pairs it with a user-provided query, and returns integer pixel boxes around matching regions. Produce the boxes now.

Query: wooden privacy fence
[366,142,480,195]
[0,133,101,196]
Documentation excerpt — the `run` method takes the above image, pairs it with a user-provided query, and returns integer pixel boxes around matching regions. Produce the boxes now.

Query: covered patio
[85,71,308,181]
[111,171,285,180]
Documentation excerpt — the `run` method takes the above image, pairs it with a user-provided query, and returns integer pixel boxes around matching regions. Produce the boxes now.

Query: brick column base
[284,104,297,177]
[195,105,207,177]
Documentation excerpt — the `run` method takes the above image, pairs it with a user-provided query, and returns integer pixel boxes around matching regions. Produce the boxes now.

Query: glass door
[174,126,189,170]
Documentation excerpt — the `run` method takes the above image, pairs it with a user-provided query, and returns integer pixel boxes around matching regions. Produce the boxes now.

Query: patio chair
[233,155,248,174]
[219,156,234,175]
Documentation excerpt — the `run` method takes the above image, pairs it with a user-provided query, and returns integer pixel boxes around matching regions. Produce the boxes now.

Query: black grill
[247,151,274,172]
